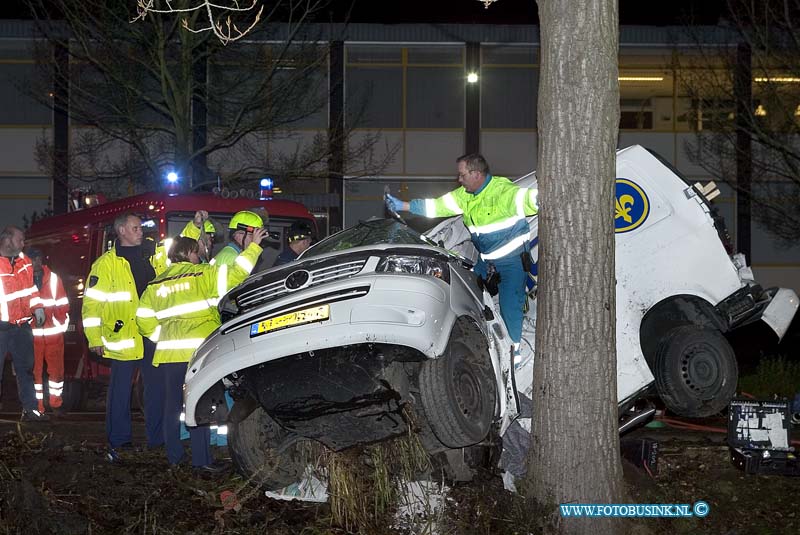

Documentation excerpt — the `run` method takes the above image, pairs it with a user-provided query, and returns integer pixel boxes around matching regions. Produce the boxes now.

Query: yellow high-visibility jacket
[135,242,261,366]
[410,176,539,261]
[150,221,206,274]
[82,247,159,361]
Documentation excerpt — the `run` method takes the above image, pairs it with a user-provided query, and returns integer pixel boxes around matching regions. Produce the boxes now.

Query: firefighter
[0,226,47,421]
[274,221,313,266]
[212,210,266,268]
[82,213,164,459]
[386,153,539,357]
[27,248,69,415]
[150,211,217,273]
[135,229,265,472]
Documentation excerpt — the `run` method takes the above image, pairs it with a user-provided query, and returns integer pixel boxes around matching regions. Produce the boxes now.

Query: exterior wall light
[467,72,479,83]
[618,76,664,82]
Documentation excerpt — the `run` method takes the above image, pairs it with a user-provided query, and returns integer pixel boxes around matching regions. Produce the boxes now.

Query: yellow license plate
[250,305,330,337]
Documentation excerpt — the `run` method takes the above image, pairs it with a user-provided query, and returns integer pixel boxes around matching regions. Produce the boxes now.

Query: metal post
[465,42,481,154]
[734,43,752,262]
[328,40,345,234]
[52,43,69,215]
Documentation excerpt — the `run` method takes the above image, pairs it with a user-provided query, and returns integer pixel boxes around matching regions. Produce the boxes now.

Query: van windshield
[304,218,434,258]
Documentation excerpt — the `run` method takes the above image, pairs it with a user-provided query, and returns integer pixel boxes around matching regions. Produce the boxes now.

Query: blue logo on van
[615,178,649,233]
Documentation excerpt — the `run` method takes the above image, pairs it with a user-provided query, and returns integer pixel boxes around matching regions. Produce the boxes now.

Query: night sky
[0,0,728,26]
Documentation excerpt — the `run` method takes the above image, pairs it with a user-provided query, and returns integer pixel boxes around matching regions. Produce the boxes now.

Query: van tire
[654,325,738,417]
[418,319,496,448]
[228,404,321,491]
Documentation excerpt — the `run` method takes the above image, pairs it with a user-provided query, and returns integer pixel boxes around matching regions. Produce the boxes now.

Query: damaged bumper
[183,275,457,427]
[760,288,799,339]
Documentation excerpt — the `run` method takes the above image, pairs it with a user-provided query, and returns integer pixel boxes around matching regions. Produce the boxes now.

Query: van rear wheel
[653,325,738,417]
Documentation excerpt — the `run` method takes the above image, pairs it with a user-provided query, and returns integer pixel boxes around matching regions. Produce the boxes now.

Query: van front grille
[236,260,366,311]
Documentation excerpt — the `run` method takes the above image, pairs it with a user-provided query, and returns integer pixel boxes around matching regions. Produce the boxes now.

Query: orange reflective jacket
[0,253,42,324]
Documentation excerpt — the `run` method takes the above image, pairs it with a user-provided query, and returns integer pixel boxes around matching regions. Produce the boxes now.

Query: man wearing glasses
[386,153,539,359]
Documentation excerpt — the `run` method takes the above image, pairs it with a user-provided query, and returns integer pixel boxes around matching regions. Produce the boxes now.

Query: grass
[737,355,800,399]
[325,427,434,534]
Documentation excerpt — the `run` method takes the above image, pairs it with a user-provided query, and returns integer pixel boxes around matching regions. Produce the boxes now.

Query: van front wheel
[654,325,738,418]
[228,404,321,491]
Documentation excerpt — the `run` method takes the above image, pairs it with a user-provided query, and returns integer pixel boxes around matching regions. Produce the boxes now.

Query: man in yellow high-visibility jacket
[387,153,539,355]
[82,210,210,460]
[82,212,163,458]
[136,229,264,472]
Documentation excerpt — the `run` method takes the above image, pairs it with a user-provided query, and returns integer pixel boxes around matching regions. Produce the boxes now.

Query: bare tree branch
[679,0,800,244]
[133,0,263,45]
[22,0,389,203]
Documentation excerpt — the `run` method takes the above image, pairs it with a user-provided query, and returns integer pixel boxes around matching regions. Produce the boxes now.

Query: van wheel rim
[681,343,721,394]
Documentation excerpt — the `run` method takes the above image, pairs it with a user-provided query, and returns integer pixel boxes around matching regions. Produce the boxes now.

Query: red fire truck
[24,191,317,411]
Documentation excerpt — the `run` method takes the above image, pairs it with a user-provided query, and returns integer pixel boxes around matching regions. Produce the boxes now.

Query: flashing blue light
[260,177,274,188]
[166,171,179,183]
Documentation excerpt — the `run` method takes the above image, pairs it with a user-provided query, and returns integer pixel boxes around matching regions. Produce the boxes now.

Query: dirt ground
[0,410,797,535]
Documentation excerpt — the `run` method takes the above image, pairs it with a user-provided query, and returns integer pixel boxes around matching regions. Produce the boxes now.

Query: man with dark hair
[386,153,539,360]
[82,213,163,460]
[0,226,47,421]
[275,221,313,265]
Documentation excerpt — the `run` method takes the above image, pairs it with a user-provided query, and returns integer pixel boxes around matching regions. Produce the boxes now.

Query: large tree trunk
[526,1,623,533]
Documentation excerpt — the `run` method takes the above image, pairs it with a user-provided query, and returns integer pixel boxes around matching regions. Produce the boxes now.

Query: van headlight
[376,255,450,283]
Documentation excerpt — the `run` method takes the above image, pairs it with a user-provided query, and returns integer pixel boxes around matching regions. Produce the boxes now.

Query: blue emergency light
[260,177,274,200]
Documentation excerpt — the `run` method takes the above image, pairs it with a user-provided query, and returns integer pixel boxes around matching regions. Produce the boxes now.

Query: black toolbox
[727,398,799,476]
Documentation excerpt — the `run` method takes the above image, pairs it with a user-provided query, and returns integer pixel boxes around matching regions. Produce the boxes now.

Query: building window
[406,66,464,128]
[0,63,52,125]
[345,66,403,128]
[481,45,538,130]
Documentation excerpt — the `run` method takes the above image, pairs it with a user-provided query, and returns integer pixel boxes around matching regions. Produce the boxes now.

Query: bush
[737,356,800,398]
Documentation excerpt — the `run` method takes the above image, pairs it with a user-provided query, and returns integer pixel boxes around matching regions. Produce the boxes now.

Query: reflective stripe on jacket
[0,252,41,324]
[81,247,153,361]
[31,266,69,337]
[136,242,261,366]
[210,243,242,268]
[409,176,539,260]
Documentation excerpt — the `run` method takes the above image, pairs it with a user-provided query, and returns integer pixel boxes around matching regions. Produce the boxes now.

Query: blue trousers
[0,324,37,411]
[160,362,211,467]
[140,339,163,447]
[475,254,527,344]
[106,338,163,448]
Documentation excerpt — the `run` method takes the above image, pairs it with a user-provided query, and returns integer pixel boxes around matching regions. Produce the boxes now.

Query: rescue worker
[82,213,164,459]
[150,211,217,273]
[274,221,313,265]
[386,153,539,354]
[0,226,47,421]
[212,210,266,268]
[28,248,69,415]
[136,230,265,472]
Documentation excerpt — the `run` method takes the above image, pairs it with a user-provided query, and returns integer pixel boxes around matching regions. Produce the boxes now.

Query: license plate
[250,305,330,337]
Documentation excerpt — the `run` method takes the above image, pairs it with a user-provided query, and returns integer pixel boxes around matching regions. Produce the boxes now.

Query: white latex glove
[193,210,209,227]
[34,308,45,327]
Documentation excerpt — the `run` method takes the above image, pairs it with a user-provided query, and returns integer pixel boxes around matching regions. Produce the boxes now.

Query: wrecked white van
[430,144,798,419]
[183,145,798,488]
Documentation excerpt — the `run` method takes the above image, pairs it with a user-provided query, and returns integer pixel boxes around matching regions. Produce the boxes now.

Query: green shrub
[737,356,800,398]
